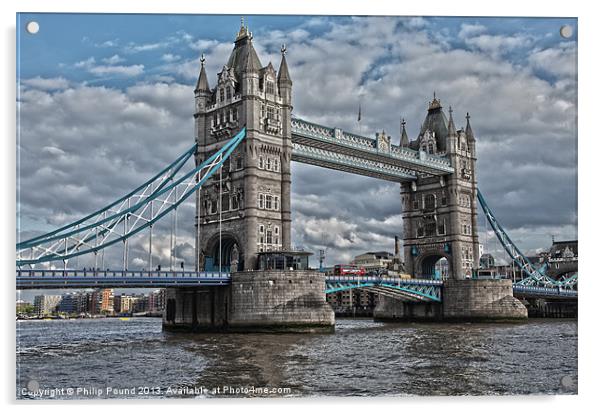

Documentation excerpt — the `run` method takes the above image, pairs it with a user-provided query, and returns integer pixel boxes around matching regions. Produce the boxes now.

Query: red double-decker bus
[333,264,366,276]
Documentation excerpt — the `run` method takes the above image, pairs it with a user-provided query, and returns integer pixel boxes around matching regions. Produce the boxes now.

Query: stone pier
[442,279,527,321]
[163,270,335,333]
[373,279,527,322]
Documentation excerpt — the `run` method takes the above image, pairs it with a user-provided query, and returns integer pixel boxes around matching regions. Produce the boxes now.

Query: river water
[16,317,577,399]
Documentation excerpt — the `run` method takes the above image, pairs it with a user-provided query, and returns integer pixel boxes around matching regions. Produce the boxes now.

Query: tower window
[221,193,230,211]
[437,219,446,235]
[259,194,265,209]
[266,81,274,95]
[220,111,225,124]
[428,143,434,154]
[424,194,436,211]
[226,86,231,100]
[266,158,272,170]
[236,156,243,170]
[274,158,279,172]
[274,196,279,211]
[213,112,218,126]
[219,88,225,102]
[232,107,238,122]
[259,156,264,169]
[267,106,275,120]
[231,194,239,210]
[265,195,272,210]
[266,229,273,244]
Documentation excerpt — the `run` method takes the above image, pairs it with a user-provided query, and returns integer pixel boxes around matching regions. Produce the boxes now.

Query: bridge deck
[15,270,577,299]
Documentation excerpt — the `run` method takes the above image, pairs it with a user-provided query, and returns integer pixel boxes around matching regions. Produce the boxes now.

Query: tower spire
[447,106,456,136]
[277,43,292,85]
[400,117,409,147]
[195,53,210,93]
[465,112,475,141]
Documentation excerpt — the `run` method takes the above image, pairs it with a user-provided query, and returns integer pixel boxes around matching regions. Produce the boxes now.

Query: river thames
[16,317,577,399]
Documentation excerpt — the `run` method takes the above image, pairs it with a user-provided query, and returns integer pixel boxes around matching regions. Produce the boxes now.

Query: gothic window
[210,199,218,215]
[437,219,446,235]
[274,158,279,172]
[424,194,436,211]
[441,192,447,206]
[428,143,434,154]
[417,223,425,238]
[267,106,275,120]
[266,81,274,95]
[221,193,230,211]
[220,110,225,124]
[266,195,272,210]
[259,194,265,209]
[266,158,272,170]
[274,196,279,211]
[219,88,225,102]
[236,156,243,170]
[213,112,218,126]
[275,226,280,245]
[231,194,239,210]
[226,86,231,100]
[232,107,238,122]
[259,156,264,169]
[412,198,419,210]
[266,228,273,244]
[425,221,436,237]
[259,224,264,234]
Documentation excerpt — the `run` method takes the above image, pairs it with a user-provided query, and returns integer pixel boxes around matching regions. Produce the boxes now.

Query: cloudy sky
[17,13,577,279]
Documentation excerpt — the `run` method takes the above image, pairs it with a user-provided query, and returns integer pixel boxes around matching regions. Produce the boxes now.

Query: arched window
[219,88,225,102]
[259,156,264,169]
[266,158,272,170]
[226,86,231,100]
[428,143,434,154]
[274,158,279,172]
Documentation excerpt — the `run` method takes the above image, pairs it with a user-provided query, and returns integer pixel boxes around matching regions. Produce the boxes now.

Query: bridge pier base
[374,297,442,321]
[442,279,527,321]
[372,279,527,322]
[163,270,335,333]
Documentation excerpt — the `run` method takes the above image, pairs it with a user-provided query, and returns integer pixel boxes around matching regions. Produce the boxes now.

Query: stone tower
[400,96,479,280]
[194,22,293,271]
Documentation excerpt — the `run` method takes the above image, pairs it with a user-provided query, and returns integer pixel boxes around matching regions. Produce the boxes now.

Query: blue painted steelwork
[292,143,417,182]
[17,128,247,267]
[18,144,196,249]
[477,189,577,291]
[291,117,454,176]
[325,276,442,302]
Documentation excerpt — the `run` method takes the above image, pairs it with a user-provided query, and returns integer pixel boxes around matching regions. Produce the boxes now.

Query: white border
[2,0,600,411]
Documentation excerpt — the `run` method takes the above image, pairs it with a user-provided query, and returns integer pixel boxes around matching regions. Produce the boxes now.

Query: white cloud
[21,76,70,91]
[528,41,577,78]
[74,56,144,77]
[458,23,487,39]
[102,54,125,65]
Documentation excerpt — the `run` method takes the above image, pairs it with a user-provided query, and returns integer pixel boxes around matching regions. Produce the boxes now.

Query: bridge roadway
[15,270,577,300]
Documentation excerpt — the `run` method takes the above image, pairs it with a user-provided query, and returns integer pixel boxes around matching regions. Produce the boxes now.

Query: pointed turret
[465,112,475,142]
[226,19,262,77]
[277,44,292,86]
[195,54,210,93]
[447,106,457,137]
[400,118,409,147]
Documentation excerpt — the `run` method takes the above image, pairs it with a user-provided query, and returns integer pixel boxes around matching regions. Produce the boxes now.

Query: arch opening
[419,255,449,280]
[204,234,242,272]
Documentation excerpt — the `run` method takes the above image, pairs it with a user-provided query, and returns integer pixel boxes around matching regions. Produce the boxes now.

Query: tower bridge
[16,22,577,330]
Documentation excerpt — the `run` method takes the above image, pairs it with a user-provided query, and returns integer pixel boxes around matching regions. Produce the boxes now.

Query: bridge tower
[401,96,479,280]
[194,21,293,271]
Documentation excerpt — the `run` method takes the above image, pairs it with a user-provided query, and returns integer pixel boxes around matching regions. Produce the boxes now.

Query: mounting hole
[26,21,40,34]
[559,25,573,39]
